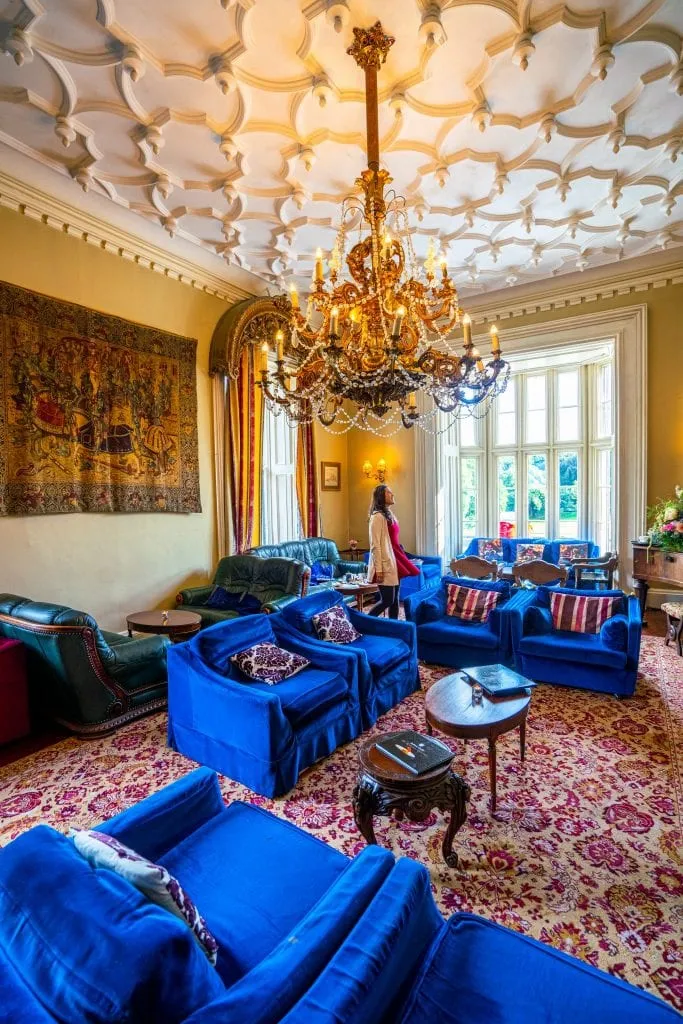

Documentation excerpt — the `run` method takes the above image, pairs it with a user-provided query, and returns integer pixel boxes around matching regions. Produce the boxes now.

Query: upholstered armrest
[348,609,416,647]
[337,559,367,575]
[600,614,629,652]
[404,552,442,568]
[525,606,552,635]
[94,768,225,861]
[407,592,445,626]
[106,634,169,690]
[176,585,213,607]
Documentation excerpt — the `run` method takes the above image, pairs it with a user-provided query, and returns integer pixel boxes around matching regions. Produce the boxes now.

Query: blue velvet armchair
[460,537,599,567]
[510,586,642,696]
[276,590,420,728]
[166,615,364,796]
[0,768,677,1024]
[404,578,535,669]
[362,550,442,600]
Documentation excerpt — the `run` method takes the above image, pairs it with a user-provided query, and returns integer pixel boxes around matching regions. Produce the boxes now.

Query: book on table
[375,730,453,775]
[461,664,536,699]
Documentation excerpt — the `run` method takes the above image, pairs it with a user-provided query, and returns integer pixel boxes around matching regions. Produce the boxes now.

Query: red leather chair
[0,639,30,744]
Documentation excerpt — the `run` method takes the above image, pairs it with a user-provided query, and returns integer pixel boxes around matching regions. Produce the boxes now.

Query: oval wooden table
[331,581,379,613]
[126,609,202,643]
[352,733,471,867]
[425,672,531,813]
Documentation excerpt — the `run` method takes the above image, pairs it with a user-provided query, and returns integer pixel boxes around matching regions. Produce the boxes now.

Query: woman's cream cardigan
[367,511,399,587]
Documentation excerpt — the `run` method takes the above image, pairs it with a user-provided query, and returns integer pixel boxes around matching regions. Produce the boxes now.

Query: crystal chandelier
[259,21,510,435]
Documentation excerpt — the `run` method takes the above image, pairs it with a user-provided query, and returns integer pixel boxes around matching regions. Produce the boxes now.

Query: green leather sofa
[0,594,169,737]
[176,554,307,628]
[248,538,366,595]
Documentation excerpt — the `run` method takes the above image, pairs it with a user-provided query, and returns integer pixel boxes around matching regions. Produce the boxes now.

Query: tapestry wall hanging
[0,281,201,515]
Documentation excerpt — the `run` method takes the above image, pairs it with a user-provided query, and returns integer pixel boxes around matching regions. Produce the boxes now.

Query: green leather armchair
[0,594,169,737]
[248,538,366,594]
[176,554,307,627]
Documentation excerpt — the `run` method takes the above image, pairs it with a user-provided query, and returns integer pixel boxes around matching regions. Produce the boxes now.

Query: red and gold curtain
[296,420,319,538]
[227,345,263,551]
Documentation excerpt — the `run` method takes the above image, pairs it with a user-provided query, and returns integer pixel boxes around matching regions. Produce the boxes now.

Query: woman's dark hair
[368,484,394,521]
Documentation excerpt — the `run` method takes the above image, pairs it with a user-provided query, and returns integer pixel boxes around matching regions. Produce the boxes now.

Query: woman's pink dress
[387,518,420,579]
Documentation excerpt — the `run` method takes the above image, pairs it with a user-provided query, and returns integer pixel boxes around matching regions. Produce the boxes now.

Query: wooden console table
[632,543,683,624]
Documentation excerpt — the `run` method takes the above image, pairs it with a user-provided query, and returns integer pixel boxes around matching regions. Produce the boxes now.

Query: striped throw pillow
[446,584,500,623]
[549,592,620,634]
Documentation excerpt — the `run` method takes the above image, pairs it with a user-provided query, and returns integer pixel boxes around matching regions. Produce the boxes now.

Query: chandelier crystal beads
[259,22,510,435]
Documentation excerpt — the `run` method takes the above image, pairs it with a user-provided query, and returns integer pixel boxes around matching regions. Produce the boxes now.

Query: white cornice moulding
[0,170,259,305]
[464,251,683,324]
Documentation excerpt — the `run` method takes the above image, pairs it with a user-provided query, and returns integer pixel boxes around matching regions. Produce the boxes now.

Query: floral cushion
[515,543,545,563]
[478,538,503,561]
[549,592,620,634]
[559,543,589,563]
[446,584,500,623]
[312,604,362,644]
[231,641,310,684]
[72,830,219,965]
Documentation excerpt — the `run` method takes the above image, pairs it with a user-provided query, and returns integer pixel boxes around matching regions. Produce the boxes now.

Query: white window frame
[260,400,302,546]
[415,305,647,584]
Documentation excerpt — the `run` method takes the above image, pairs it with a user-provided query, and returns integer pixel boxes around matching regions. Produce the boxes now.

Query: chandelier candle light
[259,21,510,435]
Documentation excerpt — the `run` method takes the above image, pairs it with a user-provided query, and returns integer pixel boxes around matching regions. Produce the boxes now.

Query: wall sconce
[362,458,387,482]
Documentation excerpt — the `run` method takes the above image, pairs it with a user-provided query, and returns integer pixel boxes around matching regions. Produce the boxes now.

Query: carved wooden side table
[352,733,470,867]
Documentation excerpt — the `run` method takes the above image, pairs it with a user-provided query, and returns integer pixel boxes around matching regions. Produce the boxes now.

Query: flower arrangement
[348,538,358,551]
[647,485,683,551]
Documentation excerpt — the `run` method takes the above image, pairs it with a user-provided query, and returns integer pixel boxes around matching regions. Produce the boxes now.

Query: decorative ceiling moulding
[0,0,682,294]
[463,248,683,325]
[0,168,258,304]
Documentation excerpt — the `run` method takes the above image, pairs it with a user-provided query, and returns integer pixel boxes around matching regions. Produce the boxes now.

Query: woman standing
[367,484,419,618]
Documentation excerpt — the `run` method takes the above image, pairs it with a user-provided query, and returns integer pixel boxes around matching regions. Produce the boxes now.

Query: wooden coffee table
[332,582,379,612]
[352,732,470,867]
[425,670,531,813]
[126,609,201,643]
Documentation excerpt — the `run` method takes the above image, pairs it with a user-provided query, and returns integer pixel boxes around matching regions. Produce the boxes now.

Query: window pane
[527,453,547,536]
[558,451,579,538]
[497,455,516,537]
[525,374,546,443]
[460,415,476,448]
[496,378,516,445]
[597,363,613,438]
[461,456,479,544]
[596,448,614,553]
[557,370,580,441]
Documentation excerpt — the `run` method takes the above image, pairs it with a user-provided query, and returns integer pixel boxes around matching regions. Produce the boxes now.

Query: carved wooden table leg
[352,777,380,845]
[353,766,470,867]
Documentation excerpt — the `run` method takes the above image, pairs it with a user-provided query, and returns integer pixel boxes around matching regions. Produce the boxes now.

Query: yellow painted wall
[314,424,349,549]
[347,429,416,553]
[0,205,229,630]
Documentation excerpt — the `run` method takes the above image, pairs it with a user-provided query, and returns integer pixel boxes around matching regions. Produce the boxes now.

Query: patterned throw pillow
[478,538,503,561]
[72,830,219,965]
[231,642,310,684]
[515,543,545,563]
[559,543,589,563]
[549,592,620,634]
[312,604,362,644]
[446,584,500,623]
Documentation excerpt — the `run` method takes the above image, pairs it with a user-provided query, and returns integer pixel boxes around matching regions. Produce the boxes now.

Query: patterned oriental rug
[0,634,681,1011]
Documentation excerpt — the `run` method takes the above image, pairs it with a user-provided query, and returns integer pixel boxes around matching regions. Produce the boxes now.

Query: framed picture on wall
[320,461,341,491]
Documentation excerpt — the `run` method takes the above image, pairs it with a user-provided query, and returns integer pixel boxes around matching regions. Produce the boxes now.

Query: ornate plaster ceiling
[0,0,681,296]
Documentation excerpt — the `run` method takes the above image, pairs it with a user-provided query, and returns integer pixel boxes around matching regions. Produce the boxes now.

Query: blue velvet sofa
[361,549,442,600]
[276,590,420,728]
[404,577,535,669]
[166,614,364,796]
[461,536,599,564]
[510,586,642,696]
[0,769,677,1024]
